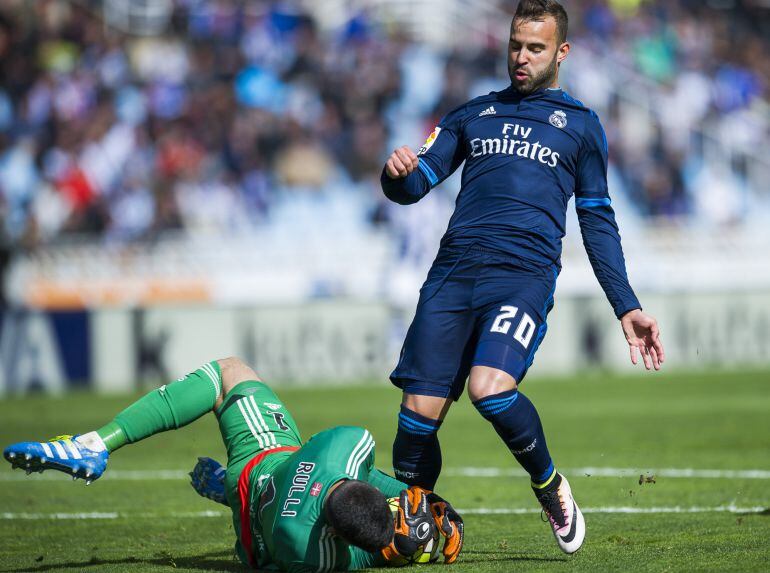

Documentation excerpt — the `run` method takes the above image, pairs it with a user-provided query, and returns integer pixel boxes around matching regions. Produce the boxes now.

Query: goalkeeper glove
[381,486,436,564]
[427,492,464,564]
[189,456,229,506]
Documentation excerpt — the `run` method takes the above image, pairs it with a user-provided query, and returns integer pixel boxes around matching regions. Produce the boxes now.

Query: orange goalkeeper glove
[427,492,464,564]
[381,486,436,564]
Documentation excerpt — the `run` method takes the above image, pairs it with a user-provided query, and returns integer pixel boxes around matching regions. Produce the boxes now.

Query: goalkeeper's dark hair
[514,0,569,44]
[325,480,394,553]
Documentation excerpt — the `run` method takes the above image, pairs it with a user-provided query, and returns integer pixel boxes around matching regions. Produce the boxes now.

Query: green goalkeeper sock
[92,361,222,452]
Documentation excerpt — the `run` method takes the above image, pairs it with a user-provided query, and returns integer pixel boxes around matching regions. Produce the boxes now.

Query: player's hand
[385,146,419,179]
[381,487,436,564]
[620,309,665,371]
[426,492,464,564]
[189,456,229,506]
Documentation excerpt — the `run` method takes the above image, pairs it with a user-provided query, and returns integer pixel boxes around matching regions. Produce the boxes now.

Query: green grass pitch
[1,369,769,572]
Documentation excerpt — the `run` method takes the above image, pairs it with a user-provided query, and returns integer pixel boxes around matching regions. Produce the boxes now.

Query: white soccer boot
[533,473,585,554]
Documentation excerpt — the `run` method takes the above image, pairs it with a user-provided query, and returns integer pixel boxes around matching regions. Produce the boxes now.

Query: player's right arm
[381,107,467,205]
[384,146,420,180]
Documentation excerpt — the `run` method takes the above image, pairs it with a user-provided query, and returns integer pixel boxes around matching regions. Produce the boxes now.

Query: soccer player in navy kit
[381,0,666,555]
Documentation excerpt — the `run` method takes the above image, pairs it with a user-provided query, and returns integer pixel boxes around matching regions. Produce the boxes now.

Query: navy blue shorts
[391,247,558,400]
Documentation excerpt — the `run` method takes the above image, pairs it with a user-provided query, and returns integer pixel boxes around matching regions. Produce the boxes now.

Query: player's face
[508,16,570,94]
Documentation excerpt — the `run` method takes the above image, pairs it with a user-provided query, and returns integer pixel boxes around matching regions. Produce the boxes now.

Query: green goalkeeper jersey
[244,426,407,572]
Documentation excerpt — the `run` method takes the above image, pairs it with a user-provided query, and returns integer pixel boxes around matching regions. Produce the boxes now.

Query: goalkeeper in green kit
[3,357,464,571]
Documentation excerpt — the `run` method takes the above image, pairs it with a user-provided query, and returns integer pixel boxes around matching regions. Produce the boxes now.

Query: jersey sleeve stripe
[327,532,337,571]
[317,525,334,573]
[347,436,373,479]
[316,528,325,573]
[576,197,611,208]
[346,435,374,478]
[417,160,439,186]
[350,440,375,479]
[348,436,375,479]
[345,430,371,476]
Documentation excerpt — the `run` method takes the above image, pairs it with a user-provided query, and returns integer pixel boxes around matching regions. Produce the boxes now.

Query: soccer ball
[387,496,441,565]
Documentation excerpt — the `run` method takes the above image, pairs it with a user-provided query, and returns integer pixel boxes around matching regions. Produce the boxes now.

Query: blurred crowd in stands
[0,0,767,257]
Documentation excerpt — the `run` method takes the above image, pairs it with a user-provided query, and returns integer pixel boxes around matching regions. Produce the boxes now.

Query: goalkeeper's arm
[366,468,408,498]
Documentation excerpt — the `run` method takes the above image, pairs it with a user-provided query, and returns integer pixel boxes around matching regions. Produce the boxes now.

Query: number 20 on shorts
[490,306,535,349]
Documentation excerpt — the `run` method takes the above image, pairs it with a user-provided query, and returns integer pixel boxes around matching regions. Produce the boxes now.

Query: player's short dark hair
[325,480,394,553]
[514,0,569,44]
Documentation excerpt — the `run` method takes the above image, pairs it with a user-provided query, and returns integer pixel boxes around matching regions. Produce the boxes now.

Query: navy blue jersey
[382,85,640,318]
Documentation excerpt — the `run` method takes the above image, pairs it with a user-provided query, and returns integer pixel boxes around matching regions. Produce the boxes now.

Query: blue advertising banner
[0,309,90,395]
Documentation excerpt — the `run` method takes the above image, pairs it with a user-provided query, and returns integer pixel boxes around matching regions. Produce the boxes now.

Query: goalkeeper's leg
[3,357,254,483]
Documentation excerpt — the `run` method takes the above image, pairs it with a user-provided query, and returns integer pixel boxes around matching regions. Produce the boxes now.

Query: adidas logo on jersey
[478,106,496,117]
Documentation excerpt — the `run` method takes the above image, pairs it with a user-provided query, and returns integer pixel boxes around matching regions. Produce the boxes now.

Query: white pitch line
[443,467,770,479]
[0,469,190,482]
[458,504,769,515]
[2,466,770,482]
[1,512,120,520]
[1,505,766,521]
[0,510,227,520]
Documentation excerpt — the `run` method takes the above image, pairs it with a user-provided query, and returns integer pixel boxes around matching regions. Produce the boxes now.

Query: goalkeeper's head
[324,479,394,552]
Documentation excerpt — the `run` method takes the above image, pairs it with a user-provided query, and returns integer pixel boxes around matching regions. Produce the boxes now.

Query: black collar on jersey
[499,84,564,101]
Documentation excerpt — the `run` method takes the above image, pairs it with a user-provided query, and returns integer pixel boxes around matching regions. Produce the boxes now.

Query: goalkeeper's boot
[533,473,585,554]
[3,435,109,485]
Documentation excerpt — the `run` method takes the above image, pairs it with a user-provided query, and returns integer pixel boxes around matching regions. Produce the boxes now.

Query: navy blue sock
[392,405,443,489]
[473,390,555,485]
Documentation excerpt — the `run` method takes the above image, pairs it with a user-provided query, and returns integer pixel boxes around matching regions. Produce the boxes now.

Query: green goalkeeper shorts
[215,380,302,505]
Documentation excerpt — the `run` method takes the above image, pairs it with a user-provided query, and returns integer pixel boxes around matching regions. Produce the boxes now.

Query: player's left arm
[366,468,408,498]
[342,428,408,498]
[620,308,665,371]
[346,546,388,570]
[347,431,410,497]
[574,112,665,370]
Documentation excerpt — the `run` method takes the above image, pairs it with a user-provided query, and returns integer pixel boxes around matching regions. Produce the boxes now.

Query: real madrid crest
[549,110,567,129]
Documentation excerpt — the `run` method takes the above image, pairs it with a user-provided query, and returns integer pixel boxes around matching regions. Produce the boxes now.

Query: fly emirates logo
[469,123,559,168]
